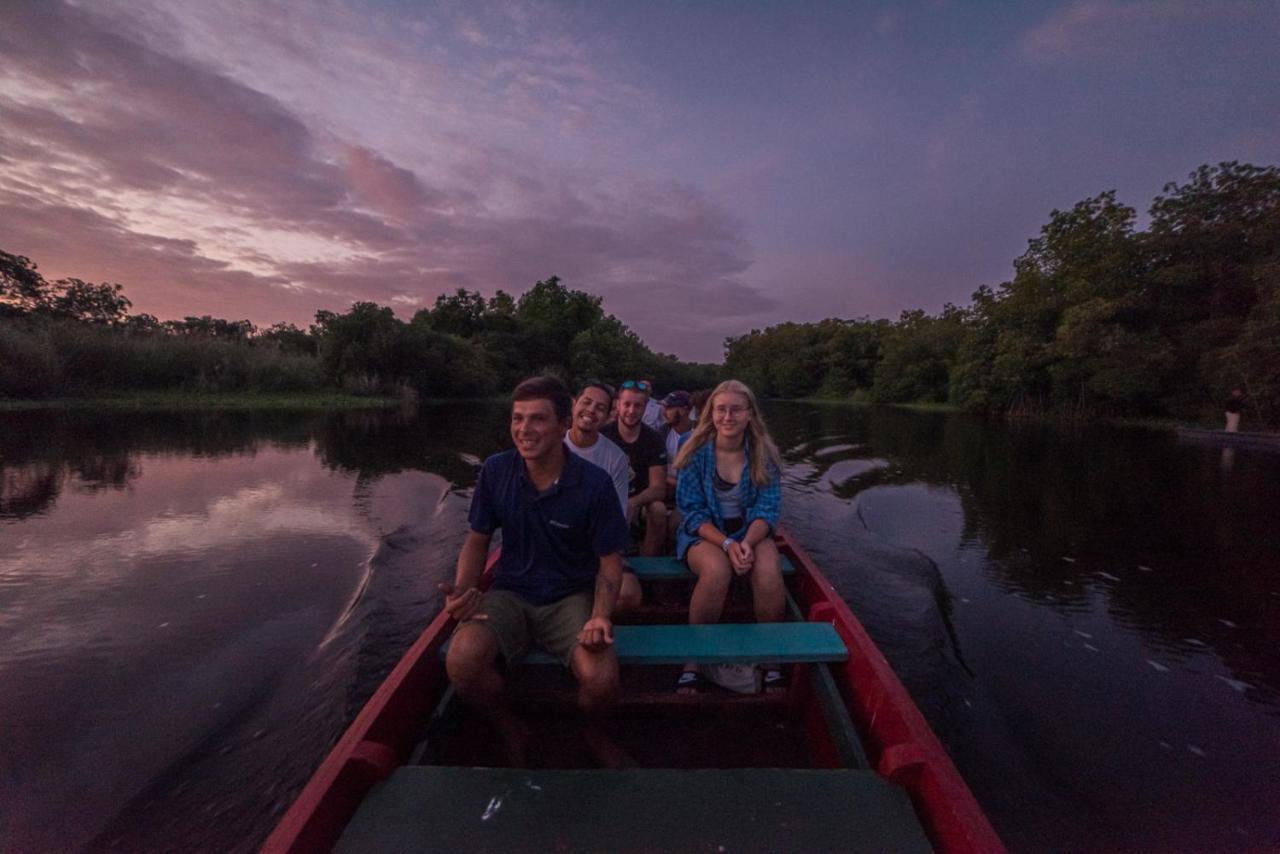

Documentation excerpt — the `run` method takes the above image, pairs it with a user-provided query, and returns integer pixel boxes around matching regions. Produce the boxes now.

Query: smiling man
[564,380,641,611]
[442,376,629,765]
[601,380,669,557]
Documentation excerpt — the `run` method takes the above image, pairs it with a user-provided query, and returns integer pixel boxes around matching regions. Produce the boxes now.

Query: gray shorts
[464,588,592,666]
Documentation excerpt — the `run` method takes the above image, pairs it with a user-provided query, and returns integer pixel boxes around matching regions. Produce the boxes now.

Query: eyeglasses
[620,380,650,392]
[712,405,748,417]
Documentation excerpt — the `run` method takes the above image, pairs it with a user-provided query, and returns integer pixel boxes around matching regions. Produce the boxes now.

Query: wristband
[721,536,733,553]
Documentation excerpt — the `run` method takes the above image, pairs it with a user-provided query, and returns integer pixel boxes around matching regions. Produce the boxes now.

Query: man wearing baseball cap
[658,390,695,549]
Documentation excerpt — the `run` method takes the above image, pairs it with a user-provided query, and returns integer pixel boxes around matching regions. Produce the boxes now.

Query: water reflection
[0,402,1277,852]
[0,404,506,852]
[765,402,1280,851]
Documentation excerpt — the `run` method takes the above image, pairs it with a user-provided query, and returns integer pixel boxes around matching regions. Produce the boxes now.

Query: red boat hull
[263,532,1003,853]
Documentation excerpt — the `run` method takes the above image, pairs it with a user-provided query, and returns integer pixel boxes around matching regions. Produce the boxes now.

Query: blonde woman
[672,380,785,692]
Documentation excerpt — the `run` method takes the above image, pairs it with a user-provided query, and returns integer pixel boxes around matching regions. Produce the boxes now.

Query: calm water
[1,403,1277,852]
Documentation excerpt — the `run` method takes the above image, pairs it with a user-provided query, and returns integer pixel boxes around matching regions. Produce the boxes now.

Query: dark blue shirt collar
[514,445,583,498]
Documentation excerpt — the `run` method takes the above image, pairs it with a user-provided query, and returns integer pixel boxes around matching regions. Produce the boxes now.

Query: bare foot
[495,715,530,768]
[584,723,635,769]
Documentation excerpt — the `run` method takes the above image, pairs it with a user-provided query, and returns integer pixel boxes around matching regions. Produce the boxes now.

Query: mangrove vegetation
[727,162,1280,425]
[3,161,1277,424]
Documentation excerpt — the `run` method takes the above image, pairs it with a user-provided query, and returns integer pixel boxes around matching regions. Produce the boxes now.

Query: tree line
[0,258,720,399]
[4,160,1276,422]
[725,162,1280,425]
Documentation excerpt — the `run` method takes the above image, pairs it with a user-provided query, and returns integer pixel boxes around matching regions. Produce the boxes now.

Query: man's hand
[728,540,754,575]
[577,616,615,652]
[439,582,485,622]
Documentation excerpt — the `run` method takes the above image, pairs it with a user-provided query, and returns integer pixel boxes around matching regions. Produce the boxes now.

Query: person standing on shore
[1224,388,1245,433]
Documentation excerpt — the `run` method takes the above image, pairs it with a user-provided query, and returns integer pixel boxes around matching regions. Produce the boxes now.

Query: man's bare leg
[570,644,631,768]
[445,623,528,766]
[641,500,667,557]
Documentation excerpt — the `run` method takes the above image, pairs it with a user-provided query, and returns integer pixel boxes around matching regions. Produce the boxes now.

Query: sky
[1,1,1277,362]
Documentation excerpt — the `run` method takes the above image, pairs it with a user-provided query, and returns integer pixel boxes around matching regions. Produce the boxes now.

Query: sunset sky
[1,1,1277,361]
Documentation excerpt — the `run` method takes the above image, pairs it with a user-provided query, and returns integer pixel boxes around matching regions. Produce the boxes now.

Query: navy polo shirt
[468,449,628,605]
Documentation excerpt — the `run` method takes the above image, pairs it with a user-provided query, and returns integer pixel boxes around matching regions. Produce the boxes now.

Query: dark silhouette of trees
[725,161,1280,425]
[5,160,1276,420]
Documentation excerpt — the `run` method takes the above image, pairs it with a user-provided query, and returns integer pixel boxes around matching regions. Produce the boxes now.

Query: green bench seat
[626,553,795,579]
[441,622,847,666]
[336,766,932,853]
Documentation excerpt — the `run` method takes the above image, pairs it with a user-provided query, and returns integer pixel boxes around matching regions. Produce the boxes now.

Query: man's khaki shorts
[465,588,592,666]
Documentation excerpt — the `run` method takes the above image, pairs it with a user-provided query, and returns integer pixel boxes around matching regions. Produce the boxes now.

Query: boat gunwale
[776,531,1005,853]
[261,550,500,853]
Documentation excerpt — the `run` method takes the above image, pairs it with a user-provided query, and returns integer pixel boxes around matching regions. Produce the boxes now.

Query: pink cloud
[340,145,460,221]
[0,1,766,359]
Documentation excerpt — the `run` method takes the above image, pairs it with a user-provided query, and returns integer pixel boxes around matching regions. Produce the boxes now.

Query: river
[1,402,1276,851]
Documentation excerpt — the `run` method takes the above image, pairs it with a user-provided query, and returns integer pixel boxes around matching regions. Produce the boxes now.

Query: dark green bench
[441,622,847,666]
[336,766,932,853]
[626,553,796,580]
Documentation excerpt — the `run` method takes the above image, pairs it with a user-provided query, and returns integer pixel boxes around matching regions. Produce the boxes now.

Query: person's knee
[695,558,733,593]
[446,625,497,686]
[617,572,642,612]
[751,565,784,598]
[645,500,667,523]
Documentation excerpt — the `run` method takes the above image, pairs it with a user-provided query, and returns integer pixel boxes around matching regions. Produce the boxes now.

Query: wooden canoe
[262,526,1004,853]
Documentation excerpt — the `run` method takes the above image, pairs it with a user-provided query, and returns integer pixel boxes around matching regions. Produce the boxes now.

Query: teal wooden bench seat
[441,622,847,666]
[613,622,845,664]
[626,553,795,579]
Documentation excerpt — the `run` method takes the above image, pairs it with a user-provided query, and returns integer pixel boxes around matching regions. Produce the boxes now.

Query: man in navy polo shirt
[442,375,629,765]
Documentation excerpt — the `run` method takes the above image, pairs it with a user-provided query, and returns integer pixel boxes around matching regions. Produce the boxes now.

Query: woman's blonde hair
[674,379,782,486]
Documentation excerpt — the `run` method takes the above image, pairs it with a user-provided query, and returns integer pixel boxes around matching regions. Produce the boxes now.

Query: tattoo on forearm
[594,574,619,614]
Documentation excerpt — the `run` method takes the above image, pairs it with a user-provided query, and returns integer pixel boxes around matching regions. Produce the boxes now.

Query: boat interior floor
[426,696,814,771]
[335,766,934,854]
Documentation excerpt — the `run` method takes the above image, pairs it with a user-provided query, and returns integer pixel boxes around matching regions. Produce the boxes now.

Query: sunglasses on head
[621,380,650,392]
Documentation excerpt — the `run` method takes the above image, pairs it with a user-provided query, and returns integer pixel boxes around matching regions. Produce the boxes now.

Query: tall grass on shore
[0,318,324,399]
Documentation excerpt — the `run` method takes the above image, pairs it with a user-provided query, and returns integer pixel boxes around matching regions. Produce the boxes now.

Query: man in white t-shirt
[641,378,664,431]
[565,380,640,611]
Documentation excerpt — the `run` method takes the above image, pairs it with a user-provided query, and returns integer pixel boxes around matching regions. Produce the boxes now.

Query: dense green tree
[314,303,408,392]
[4,160,1278,423]
[258,322,316,356]
[0,251,52,315]
[47,279,132,325]
[123,313,162,334]
[872,308,965,403]
[165,315,255,342]
[516,276,605,370]
[569,316,651,383]
[402,324,497,397]
[417,288,489,338]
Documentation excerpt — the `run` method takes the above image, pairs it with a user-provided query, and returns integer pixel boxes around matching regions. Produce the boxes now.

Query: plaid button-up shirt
[674,439,782,559]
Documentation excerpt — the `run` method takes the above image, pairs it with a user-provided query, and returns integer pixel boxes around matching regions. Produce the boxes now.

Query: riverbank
[789,396,1280,433]
[0,391,403,412]
[791,396,959,413]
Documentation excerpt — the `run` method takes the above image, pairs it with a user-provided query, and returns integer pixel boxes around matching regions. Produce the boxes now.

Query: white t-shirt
[642,398,663,431]
[564,433,629,515]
